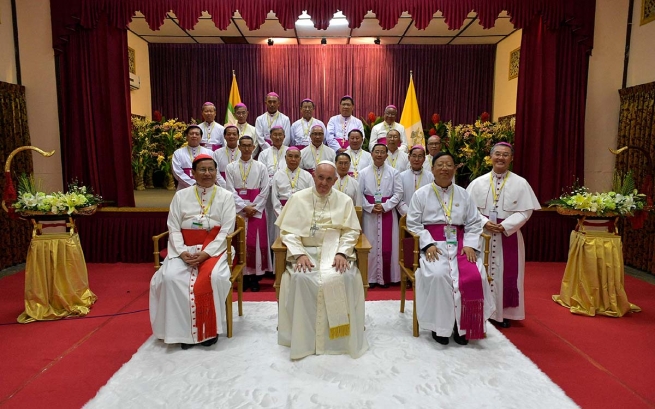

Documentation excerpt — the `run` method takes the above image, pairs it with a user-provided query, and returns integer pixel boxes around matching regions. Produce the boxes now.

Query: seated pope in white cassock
[406,152,495,346]
[275,161,368,359]
[150,154,236,350]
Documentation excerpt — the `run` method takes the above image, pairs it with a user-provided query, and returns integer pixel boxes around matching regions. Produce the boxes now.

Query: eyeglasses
[196,167,216,174]
[409,155,425,159]
[492,152,512,158]
[311,132,324,136]
[434,163,455,169]
[235,111,247,116]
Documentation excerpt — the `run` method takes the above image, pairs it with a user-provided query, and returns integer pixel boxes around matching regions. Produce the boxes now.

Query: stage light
[267,38,274,46]
[321,37,327,45]
[374,37,381,45]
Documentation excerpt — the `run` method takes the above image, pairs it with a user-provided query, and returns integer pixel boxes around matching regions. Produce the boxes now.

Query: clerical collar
[493,170,508,179]
[374,164,385,171]
[268,111,278,116]
[435,181,452,191]
[339,174,348,180]
[240,158,252,164]
[412,169,422,175]
[312,187,332,199]
[389,148,398,155]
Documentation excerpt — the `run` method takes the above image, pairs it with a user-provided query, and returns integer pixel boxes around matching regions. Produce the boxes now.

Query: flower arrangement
[547,171,648,217]
[359,112,383,152]
[131,115,188,190]
[13,175,102,216]
[435,112,515,185]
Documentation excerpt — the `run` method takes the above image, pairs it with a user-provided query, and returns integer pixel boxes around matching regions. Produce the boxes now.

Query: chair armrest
[226,226,244,266]
[272,237,288,300]
[152,231,169,269]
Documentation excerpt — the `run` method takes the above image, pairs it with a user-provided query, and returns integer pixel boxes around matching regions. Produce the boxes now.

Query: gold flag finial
[609,146,628,155]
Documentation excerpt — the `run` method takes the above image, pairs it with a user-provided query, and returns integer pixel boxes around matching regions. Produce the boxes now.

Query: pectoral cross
[310,223,319,237]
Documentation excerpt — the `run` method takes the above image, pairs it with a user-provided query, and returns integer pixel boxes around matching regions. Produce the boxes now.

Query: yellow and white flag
[224,71,242,125]
[399,72,424,147]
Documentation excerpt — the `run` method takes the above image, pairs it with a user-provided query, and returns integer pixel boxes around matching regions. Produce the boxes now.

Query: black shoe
[201,336,218,347]
[180,343,195,350]
[243,275,251,292]
[369,283,378,289]
[501,319,511,328]
[432,331,449,345]
[453,324,469,345]
[379,283,390,289]
[250,279,260,292]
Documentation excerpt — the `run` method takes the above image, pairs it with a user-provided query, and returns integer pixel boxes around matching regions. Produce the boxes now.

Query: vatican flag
[399,72,425,147]
[224,71,242,124]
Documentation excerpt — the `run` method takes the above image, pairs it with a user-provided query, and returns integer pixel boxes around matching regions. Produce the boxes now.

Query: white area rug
[85,301,577,409]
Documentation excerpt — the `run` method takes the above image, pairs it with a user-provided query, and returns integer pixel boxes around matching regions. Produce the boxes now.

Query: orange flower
[432,113,440,124]
[368,112,376,123]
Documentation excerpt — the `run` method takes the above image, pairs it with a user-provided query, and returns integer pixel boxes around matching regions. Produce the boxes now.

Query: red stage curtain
[514,16,589,203]
[149,44,495,126]
[56,14,135,207]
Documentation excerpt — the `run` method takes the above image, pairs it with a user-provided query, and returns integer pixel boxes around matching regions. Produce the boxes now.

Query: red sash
[182,168,193,178]
[365,194,393,284]
[425,224,485,340]
[496,218,520,308]
[280,199,288,207]
[238,188,270,269]
[181,226,223,342]
[336,138,350,149]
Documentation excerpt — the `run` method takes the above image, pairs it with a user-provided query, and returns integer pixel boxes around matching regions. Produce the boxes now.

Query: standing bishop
[398,145,434,216]
[326,96,364,153]
[359,144,403,287]
[289,98,326,150]
[172,125,214,191]
[198,102,225,151]
[369,105,409,152]
[385,129,409,172]
[343,129,372,180]
[225,136,271,292]
[466,142,540,328]
[255,92,291,151]
[212,124,241,181]
[276,162,368,359]
[406,152,495,346]
[300,125,336,174]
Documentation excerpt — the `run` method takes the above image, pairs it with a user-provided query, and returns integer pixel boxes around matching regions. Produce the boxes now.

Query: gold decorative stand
[553,210,640,317]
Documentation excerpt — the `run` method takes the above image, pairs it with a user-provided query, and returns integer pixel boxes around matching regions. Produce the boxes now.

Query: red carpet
[0,262,653,408]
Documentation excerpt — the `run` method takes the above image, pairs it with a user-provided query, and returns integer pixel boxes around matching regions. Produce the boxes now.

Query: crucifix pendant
[310,223,318,237]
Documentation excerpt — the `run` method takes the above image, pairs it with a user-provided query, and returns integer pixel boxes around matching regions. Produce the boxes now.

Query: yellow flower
[157,155,165,165]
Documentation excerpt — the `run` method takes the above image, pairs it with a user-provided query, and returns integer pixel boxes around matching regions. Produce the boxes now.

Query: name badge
[191,215,204,229]
[489,211,498,223]
[239,189,248,197]
[374,191,383,204]
[445,226,458,244]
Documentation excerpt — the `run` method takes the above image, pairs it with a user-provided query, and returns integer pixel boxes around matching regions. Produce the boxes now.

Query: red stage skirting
[76,209,168,263]
[76,208,577,263]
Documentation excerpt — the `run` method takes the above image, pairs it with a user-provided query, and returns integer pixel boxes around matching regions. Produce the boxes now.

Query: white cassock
[334,175,362,207]
[198,121,225,151]
[255,111,291,150]
[369,121,409,152]
[423,154,435,173]
[466,171,541,321]
[288,118,326,149]
[259,146,289,248]
[326,115,364,152]
[359,163,403,284]
[386,149,410,172]
[225,158,272,275]
[150,185,236,344]
[398,168,434,216]
[271,167,315,217]
[172,145,213,191]
[406,183,495,338]
[212,146,241,181]
[343,148,372,180]
[300,144,336,173]
[235,122,264,155]
[276,187,368,359]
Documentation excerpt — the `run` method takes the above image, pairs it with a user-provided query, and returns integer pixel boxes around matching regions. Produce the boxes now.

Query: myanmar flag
[224,72,242,125]
[399,73,425,147]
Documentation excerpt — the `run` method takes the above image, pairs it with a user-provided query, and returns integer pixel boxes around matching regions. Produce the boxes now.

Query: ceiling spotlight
[267,38,274,46]
[321,37,327,45]
[374,37,381,45]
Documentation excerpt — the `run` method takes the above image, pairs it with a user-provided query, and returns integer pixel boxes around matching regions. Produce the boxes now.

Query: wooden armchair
[272,206,372,300]
[399,214,491,337]
[152,215,246,338]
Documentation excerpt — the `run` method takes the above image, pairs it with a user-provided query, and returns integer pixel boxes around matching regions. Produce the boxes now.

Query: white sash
[319,229,350,339]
